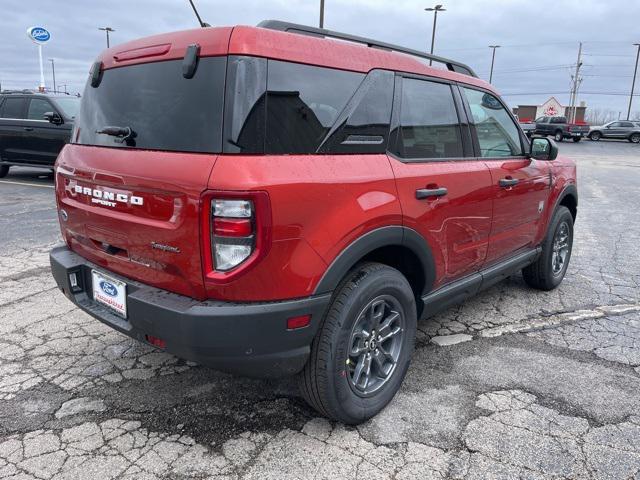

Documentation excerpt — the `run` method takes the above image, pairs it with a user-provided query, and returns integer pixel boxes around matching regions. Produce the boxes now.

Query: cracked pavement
[1,142,640,479]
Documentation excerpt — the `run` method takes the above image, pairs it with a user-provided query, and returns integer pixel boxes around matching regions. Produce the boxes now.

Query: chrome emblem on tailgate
[73,185,144,207]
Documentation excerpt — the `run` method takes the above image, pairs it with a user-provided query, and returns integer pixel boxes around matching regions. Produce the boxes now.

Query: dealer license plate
[91,269,127,318]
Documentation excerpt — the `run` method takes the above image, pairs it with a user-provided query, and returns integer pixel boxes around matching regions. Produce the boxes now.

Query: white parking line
[0,179,54,189]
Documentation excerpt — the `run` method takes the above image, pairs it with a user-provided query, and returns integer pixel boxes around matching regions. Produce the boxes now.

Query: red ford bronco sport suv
[50,21,577,424]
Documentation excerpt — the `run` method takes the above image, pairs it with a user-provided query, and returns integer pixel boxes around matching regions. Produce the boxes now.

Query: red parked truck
[50,21,577,424]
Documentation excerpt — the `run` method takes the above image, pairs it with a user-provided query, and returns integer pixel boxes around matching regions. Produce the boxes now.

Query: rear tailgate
[55,29,232,299]
[56,145,216,299]
[569,124,590,135]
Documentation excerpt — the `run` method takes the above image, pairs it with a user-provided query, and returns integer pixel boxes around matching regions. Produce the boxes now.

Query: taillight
[211,199,255,271]
[201,191,271,280]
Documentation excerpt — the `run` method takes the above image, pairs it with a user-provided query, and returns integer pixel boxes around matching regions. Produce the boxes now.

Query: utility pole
[626,43,640,120]
[49,58,56,93]
[568,42,582,123]
[319,0,325,28]
[98,27,115,48]
[488,45,500,84]
[425,5,445,66]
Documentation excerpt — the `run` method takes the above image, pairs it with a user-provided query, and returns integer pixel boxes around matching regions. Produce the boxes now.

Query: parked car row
[516,116,640,144]
[0,91,79,177]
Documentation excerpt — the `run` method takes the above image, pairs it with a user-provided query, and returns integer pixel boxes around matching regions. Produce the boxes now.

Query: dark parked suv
[50,21,577,424]
[0,91,79,177]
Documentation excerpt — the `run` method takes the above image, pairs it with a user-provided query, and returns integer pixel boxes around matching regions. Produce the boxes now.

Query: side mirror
[530,137,558,161]
[43,111,63,125]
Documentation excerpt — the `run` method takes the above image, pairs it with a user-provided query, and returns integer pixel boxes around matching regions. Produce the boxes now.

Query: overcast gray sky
[1,0,639,117]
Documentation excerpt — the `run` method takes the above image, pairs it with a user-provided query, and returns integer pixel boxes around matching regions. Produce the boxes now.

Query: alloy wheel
[551,221,571,276]
[346,295,405,397]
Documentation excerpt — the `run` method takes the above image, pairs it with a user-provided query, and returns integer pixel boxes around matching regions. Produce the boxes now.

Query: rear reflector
[287,315,311,330]
[145,335,166,349]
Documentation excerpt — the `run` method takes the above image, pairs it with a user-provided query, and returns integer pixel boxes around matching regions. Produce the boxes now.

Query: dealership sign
[27,26,51,44]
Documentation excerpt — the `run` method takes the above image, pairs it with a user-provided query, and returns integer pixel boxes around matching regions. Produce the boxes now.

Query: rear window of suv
[74,57,226,153]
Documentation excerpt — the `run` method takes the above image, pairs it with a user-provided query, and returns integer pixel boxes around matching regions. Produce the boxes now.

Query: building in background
[513,97,587,123]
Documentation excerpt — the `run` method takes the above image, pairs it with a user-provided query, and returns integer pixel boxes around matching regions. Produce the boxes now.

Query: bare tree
[585,108,618,125]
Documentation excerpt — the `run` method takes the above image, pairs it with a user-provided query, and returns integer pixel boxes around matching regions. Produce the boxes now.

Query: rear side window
[394,78,463,159]
[223,57,393,155]
[0,97,26,119]
[265,61,364,154]
[462,87,523,157]
[75,57,226,153]
[27,98,54,120]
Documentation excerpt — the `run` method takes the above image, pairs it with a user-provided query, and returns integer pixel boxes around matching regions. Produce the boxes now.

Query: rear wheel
[572,137,581,143]
[629,133,640,143]
[299,263,416,424]
[523,206,573,290]
[554,130,564,142]
[0,165,9,178]
[590,131,601,141]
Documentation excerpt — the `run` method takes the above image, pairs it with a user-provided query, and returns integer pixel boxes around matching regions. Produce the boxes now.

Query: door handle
[499,178,519,188]
[416,187,448,199]
[23,127,34,132]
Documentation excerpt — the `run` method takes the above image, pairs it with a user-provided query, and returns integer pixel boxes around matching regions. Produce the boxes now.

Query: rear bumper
[50,245,331,378]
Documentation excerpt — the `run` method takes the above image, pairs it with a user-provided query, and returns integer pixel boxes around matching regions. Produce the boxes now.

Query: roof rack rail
[0,89,35,95]
[257,20,477,78]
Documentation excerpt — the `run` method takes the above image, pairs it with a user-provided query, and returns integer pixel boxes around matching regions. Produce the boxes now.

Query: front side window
[462,87,523,157]
[27,98,54,120]
[395,78,463,159]
[0,97,26,119]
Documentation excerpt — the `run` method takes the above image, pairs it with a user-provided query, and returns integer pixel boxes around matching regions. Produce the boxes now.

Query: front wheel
[629,133,640,144]
[572,137,582,143]
[590,131,601,141]
[299,263,417,424]
[0,165,9,178]
[554,130,564,142]
[523,206,574,290]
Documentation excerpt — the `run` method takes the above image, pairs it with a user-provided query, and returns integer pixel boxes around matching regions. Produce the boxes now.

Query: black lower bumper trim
[50,245,331,378]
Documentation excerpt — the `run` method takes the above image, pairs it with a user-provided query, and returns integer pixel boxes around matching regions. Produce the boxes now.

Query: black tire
[554,130,564,142]
[0,165,9,178]
[299,262,417,424]
[522,206,574,291]
[572,137,581,143]
[629,133,640,144]
[590,131,601,141]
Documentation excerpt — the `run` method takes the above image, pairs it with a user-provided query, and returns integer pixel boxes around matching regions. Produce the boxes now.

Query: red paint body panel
[389,157,493,288]
[483,158,551,265]
[56,144,217,299]
[205,154,401,301]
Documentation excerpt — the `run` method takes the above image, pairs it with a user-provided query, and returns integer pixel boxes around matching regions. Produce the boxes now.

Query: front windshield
[54,97,80,119]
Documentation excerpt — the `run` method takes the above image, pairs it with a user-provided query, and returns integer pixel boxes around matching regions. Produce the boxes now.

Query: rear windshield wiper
[96,126,136,144]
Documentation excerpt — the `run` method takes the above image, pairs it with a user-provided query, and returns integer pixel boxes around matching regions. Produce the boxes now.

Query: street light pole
[49,58,56,94]
[319,0,325,28]
[488,45,500,84]
[98,27,115,48]
[425,5,445,66]
[627,43,640,121]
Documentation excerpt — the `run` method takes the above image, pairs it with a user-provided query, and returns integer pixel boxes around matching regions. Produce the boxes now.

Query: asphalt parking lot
[1,140,639,479]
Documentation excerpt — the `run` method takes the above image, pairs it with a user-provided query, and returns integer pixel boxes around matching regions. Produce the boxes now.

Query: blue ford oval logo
[100,280,118,297]
[27,26,51,44]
